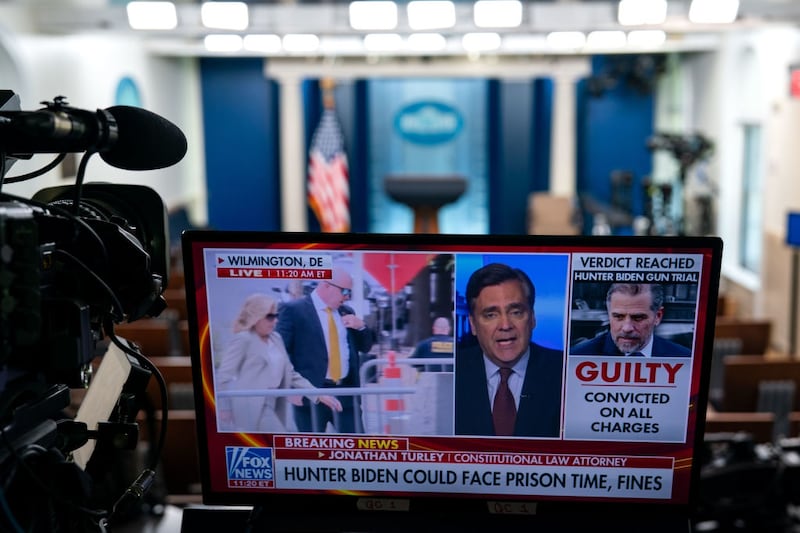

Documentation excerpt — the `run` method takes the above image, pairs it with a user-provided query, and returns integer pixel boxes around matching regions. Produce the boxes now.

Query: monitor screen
[180,231,722,527]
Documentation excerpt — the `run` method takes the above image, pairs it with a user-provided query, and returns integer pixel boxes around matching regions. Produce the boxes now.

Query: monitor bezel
[179,230,723,522]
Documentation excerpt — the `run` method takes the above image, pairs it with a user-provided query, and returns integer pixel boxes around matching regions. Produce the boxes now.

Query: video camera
[646,132,714,180]
[0,90,187,531]
[696,432,800,532]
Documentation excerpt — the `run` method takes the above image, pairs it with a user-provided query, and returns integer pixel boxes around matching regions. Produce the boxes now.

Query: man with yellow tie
[277,266,375,433]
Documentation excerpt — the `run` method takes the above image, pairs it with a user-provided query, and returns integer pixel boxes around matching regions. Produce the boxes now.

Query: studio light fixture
[243,34,282,53]
[349,1,398,31]
[473,0,522,29]
[628,29,667,47]
[282,34,320,53]
[407,33,447,52]
[586,30,627,49]
[204,34,243,52]
[201,2,249,31]
[617,0,668,26]
[546,31,587,50]
[126,1,177,30]
[689,0,739,24]
[462,32,502,52]
[364,33,403,52]
[319,36,365,54]
[502,34,548,53]
[407,1,456,31]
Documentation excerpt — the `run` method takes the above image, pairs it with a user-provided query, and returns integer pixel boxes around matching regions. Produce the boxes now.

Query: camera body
[0,184,169,413]
[646,132,714,177]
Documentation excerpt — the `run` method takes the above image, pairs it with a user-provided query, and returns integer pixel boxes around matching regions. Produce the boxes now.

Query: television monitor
[180,231,722,532]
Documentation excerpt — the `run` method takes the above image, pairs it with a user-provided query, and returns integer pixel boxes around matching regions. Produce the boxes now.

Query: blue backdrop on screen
[367,79,489,234]
[454,254,570,351]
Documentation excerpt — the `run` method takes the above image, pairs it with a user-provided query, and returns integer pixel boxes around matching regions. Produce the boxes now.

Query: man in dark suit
[454,263,563,438]
[277,266,375,433]
[571,283,691,357]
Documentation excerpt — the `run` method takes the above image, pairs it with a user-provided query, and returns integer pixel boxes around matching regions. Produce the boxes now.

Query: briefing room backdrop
[199,55,655,235]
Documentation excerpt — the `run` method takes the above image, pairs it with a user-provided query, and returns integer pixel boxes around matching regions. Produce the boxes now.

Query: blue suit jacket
[454,342,563,438]
[276,296,373,390]
[570,332,691,357]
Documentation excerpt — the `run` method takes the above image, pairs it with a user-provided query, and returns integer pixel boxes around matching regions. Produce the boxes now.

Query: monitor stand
[383,175,467,234]
[180,505,690,532]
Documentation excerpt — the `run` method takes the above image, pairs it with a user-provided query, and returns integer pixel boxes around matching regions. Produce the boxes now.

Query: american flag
[308,108,350,233]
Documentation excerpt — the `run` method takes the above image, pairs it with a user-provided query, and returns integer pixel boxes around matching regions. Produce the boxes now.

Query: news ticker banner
[213,252,334,280]
[223,437,674,500]
[208,249,704,283]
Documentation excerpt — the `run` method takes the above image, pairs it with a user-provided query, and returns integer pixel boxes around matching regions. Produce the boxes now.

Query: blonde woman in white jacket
[216,293,342,432]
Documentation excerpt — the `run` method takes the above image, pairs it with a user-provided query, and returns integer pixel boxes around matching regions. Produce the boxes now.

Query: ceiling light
[204,34,243,52]
[503,34,548,53]
[201,2,249,31]
[243,34,282,53]
[407,33,447,52]
[546,31,586,50]
[474,0,522,28]
[126,1,177,30]
[349,1,398,30]
[617,0,667,26]
[462,32,501,52]
[627,30,666,47]
[689,0,739,24]
[282,34,320,53]
[586,30,627,49]
[319,36,365,54]
[407,1,456,31]
[364,33,403,52]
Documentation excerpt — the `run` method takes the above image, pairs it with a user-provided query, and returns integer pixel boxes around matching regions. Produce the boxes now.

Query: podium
[384,175,467,234]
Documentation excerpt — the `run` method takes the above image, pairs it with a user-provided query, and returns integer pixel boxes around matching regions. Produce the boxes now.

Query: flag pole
[321,77,336,110]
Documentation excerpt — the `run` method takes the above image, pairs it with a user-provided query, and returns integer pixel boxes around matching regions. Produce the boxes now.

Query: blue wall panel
[532,78,553,194]
[490,79,541,235]
[576,55,656,234]
[200,58,280,230]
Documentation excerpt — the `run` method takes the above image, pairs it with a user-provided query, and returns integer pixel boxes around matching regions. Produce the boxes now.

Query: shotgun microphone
[0,96,187,171]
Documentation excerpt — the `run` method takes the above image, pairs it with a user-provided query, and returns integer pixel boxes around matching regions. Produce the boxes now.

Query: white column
[549,73,579,198]
[278,74,307,232]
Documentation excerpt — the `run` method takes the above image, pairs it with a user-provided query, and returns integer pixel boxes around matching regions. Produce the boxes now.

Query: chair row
[706,354,800,444]
[115,318,191,359]
[713,317,772,356]
[137,356,200,497]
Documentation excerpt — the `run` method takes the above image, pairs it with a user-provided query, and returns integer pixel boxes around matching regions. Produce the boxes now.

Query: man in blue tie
[571,283,691,357]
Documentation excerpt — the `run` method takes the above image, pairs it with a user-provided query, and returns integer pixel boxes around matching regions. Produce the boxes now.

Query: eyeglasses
[327,281,352,298]
[265,313,279,321]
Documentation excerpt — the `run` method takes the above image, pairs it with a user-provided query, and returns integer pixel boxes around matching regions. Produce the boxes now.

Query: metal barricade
[216,356,454,435]
[217,385,415,434]
[359,356,454,435]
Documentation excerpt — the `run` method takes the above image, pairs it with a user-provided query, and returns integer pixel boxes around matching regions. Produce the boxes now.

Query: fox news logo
[226,447,274,482]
